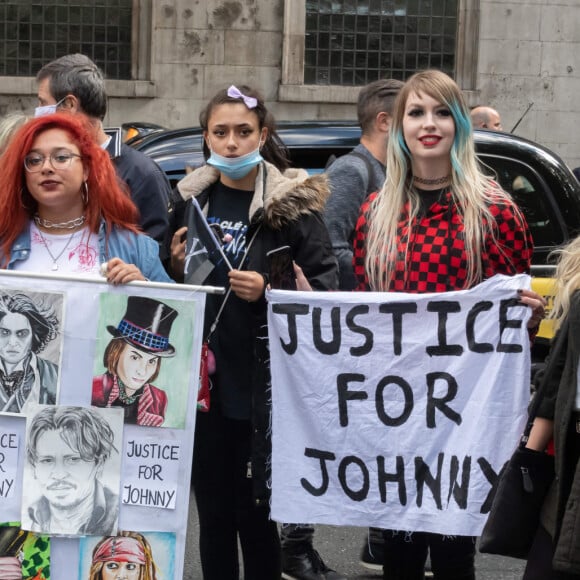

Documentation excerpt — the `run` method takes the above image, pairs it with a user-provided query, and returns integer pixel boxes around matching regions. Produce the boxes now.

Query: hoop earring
[82,181,89,205]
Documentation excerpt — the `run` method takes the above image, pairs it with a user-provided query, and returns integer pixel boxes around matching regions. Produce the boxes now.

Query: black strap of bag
[204,223,262,343]
[197,187,263,412]
[325,150,377,195]
[203,166,267,343]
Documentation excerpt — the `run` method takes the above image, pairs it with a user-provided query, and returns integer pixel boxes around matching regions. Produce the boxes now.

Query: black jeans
[192,405,281,580]
[382,530,476,580]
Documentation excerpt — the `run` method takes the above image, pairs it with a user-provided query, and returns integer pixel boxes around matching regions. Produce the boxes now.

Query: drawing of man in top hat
[91,296,178,427]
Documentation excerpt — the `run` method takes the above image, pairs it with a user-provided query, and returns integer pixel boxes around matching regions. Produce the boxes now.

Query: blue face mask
[207,144,264,181]
[34,96,66,118]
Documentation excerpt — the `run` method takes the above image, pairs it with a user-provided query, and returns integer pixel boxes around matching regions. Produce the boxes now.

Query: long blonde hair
[364,70,515,291]
[549,235,580,330]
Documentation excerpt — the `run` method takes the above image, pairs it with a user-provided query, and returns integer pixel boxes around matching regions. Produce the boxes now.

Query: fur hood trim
[177,164,220,200]
[176,161,330,229]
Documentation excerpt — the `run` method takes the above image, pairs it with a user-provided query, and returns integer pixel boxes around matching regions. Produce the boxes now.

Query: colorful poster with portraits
[0,269,205,579]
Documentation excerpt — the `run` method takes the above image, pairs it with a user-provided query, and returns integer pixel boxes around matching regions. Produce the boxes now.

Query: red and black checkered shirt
[353,190,533,293]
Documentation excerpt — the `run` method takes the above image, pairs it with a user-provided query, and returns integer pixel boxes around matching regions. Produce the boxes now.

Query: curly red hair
[0,112,139,265]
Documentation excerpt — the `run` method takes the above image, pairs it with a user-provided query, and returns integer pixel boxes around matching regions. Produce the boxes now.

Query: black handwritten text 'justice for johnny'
[271,298,526,512]
[122,440,180,509]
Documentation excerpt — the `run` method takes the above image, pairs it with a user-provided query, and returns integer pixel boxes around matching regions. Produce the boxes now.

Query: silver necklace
[34,214,85,230]
[36,228,79,271]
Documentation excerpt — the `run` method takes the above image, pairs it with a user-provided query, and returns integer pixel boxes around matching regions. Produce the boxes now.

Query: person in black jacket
[169,85,340,580]
[524,235,580,579]
[35,54,171,256]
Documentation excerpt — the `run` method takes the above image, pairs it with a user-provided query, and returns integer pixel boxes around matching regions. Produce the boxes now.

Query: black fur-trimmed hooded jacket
[176,161,338,505]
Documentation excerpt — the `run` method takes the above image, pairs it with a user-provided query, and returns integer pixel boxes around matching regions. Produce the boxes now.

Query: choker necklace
[412,175,451,186]
[36,227,79,271]
[34,214,86,230]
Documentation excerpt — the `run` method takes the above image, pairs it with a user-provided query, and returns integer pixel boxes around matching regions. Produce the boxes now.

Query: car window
[289,147,354,174]
[479,155,565,249]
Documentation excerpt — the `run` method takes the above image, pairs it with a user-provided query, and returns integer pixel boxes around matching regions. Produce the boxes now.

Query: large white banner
[0,271,205,579]
[268,274,531,536]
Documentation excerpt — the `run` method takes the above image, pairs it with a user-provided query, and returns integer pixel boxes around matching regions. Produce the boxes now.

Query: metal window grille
[0,0,133,79]
[305,0,458,85]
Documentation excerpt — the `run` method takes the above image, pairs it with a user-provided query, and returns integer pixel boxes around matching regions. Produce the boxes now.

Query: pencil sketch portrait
[0,291,63,414]
[21,405,123,536]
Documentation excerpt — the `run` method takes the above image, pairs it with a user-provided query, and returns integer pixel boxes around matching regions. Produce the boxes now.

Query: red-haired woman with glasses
[0,113,170,283]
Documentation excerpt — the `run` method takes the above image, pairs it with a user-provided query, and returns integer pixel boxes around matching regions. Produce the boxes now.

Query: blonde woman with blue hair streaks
[353,70,545,579]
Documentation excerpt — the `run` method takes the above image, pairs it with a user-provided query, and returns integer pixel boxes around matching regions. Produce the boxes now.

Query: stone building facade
[1,0,579,168]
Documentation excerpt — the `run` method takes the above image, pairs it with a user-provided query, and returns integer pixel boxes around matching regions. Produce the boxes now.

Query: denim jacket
[6,221,172,283]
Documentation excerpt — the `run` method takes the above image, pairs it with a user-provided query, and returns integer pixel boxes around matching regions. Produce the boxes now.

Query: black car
[129,121,362,187]
[122,121,166,143]
[131,122,580,359]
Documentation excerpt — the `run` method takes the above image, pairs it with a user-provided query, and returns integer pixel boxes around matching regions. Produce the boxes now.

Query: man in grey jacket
[323,78,403,290]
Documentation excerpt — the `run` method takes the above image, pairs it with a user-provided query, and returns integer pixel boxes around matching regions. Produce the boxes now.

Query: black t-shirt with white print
[205,181,255,420]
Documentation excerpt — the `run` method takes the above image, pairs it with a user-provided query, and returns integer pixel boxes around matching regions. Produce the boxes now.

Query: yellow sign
[531,277,556,340]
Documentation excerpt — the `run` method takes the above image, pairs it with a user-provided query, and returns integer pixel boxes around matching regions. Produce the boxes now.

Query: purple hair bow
[227,85,258,109]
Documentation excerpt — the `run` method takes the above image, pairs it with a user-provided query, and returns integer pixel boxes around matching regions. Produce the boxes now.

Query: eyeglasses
[24,150,82,173]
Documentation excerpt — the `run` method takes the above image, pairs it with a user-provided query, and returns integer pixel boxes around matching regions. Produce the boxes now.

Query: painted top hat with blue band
[107,296,178,357]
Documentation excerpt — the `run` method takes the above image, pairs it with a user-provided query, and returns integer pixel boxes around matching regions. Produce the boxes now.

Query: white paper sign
[122,436,181,509]
[268,274,532,536]
[0,429,19,500]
